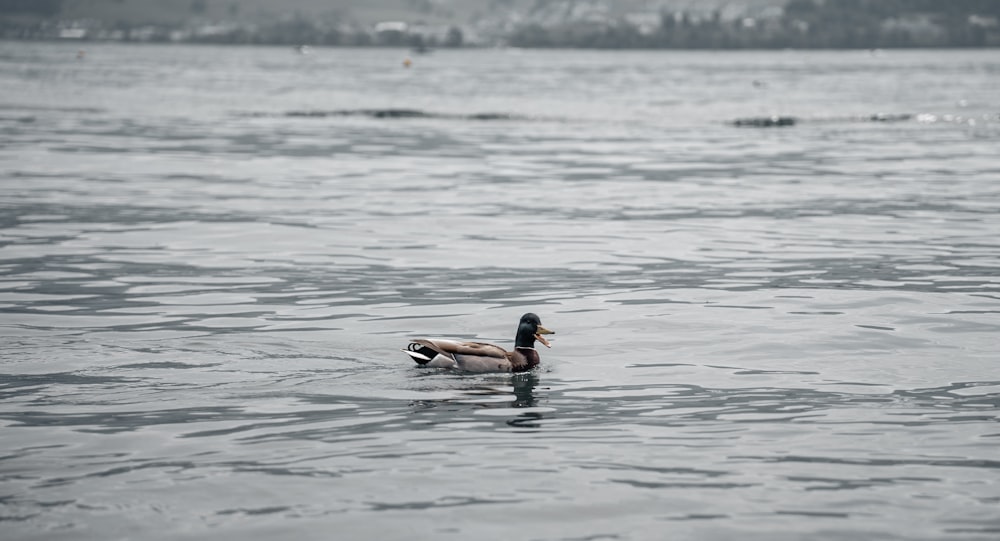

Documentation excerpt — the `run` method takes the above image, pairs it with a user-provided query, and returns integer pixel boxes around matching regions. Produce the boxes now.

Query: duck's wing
[404,339,514,372]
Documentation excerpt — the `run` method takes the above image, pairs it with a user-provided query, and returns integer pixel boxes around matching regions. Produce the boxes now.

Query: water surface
[1,43,999,540]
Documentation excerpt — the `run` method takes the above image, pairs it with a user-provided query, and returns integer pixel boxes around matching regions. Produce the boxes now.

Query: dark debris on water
[731,113,915,128]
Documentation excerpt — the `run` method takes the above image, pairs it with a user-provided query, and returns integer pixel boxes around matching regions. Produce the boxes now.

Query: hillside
[2,0,997,48]
[3,0,785,26]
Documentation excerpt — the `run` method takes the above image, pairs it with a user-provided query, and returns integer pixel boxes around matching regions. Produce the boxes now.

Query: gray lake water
[1,42,999,540]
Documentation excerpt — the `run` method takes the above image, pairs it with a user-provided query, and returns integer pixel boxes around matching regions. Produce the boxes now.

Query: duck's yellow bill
[535,325,554,348]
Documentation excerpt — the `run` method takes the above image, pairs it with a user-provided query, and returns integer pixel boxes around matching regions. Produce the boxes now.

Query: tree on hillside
[0,0,64,16]
[190,0,207,15]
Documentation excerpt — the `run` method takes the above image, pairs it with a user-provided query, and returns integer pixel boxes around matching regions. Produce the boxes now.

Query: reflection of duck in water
[404,313,554,373]
[407,373,542,427]
[511,373,540,408]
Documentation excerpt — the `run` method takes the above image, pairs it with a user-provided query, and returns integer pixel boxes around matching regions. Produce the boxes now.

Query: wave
[241,108,522,121]
[240,108,993,128]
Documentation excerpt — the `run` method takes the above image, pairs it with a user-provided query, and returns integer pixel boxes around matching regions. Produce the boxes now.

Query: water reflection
[511,373,540,408]
[408,372,542,420]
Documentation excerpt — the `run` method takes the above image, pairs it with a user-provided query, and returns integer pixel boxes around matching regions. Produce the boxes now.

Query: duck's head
[515,312,554,349]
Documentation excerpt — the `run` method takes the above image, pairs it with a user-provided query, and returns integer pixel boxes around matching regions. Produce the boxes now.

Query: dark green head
[514,313,554,349]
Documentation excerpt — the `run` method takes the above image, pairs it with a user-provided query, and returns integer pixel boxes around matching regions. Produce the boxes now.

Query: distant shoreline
[3,1,998,51]
[4,39,997,51]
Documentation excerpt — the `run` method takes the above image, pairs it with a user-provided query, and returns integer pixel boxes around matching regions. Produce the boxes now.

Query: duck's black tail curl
[405,342,435,365]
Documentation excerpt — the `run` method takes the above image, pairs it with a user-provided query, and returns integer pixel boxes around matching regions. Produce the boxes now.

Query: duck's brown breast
[511,347,540,372]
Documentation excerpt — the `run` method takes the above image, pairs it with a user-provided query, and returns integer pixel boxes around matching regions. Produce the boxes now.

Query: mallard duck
[403,313,554,373]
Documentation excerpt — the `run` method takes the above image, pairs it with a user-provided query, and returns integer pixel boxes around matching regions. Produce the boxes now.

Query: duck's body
[404,313,553,373]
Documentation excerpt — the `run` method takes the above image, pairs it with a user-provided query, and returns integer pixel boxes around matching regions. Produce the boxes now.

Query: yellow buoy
[403,57,412,68]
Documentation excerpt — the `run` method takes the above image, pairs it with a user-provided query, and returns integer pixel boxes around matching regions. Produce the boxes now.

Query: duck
[403,313,554,373]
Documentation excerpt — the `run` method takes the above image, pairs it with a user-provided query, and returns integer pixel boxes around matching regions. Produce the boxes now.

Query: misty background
[3,0,1000,48]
